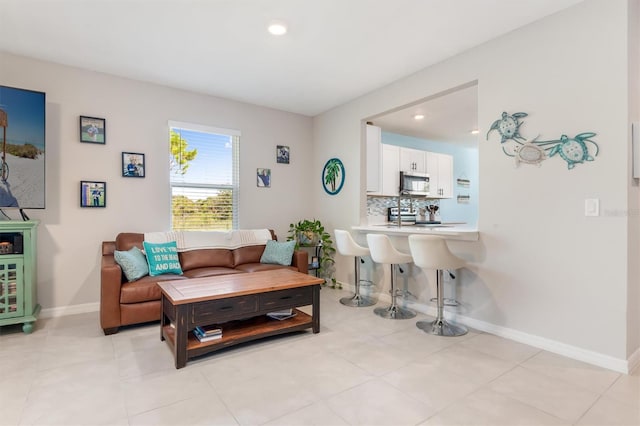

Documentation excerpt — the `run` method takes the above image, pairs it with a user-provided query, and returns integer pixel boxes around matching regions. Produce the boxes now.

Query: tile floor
[0,287,638,426]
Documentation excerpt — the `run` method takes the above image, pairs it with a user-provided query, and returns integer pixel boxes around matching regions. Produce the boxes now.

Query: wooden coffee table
[158,269,323,368]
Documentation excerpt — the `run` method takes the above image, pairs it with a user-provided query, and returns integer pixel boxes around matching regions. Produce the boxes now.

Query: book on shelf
[195,325,222,337]
[193,328,222,342]
[266,308,297,321]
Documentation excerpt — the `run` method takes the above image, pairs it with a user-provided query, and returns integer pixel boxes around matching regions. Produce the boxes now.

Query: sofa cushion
[233,245,266,266]
[115,233,144,251]
[143,241,183,277]
[235,263,298,273]
[183,267,244,279]
[260,240,296,266]
[120,274,186,304]
[114,246,149,282]
[179,249,234,271]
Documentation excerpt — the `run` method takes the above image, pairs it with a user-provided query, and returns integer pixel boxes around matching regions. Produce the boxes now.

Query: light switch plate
[585,198,599,217]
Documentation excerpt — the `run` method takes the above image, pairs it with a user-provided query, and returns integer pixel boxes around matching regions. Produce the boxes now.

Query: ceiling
[371,83,479,147]
[0,0,583,117]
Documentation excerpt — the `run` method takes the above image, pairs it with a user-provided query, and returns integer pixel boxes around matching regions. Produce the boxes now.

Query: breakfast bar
[352,224,479,242]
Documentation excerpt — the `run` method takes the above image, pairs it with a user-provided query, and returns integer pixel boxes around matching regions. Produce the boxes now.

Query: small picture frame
[276,145,290,164]
[122,152,145,177]
[311,256,319,269]
[257,168,271,187]
[80,181,106,207]
[80,116,106,144]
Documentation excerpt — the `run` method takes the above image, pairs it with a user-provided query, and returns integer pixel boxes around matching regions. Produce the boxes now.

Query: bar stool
[408,234,467,336]
[366,233,416,319]
[334,229,376,307]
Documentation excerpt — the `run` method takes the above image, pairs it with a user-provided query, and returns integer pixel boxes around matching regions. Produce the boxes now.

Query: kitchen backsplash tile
[367,196,439,216]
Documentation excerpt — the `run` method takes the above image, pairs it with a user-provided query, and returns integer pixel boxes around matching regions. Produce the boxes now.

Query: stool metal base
[374,305,416,320]
[416,318,467,336]
[340,255,376,308]
[340,294,375,307]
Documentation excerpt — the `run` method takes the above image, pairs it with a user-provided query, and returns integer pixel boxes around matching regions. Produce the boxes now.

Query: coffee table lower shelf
[162,309,313,362]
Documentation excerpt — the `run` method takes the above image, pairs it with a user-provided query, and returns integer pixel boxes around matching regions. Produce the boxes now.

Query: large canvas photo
[0,86,46,209]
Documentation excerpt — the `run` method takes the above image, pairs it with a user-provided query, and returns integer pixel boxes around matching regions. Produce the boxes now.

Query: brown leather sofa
[100,230,307,335]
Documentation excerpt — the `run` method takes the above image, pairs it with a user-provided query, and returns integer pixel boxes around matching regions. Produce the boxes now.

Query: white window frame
[168,120,240,230]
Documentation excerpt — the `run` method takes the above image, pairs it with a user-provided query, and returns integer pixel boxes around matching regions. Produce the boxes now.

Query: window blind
[169,123,239,231]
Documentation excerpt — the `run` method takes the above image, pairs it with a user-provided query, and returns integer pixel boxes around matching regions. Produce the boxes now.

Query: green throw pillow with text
[142,241,183,277]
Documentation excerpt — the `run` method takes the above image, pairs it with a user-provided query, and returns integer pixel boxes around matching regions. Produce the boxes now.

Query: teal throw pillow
[142,241,183,277]
[114,246,149,282]
[260,240,296,266]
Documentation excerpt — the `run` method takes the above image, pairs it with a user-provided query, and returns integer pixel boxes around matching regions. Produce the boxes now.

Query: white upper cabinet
[366,126,400,196]
[368,141,452,198]
[380,144,400,196]
[426,152,453,198]
[399,147,426,173]
[366,124,381,192]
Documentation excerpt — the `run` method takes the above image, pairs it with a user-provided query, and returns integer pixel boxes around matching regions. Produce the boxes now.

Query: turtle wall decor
[486,111,599,170]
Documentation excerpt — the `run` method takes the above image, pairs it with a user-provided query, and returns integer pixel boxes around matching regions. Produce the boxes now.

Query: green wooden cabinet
[0,220,39,334]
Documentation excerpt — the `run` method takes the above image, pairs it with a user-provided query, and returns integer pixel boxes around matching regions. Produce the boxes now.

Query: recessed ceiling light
[268,21,287,36]
[413,114,425,120]
[470,129,479,134]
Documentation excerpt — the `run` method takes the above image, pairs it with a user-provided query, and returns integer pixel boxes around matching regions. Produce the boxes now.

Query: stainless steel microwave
[399,171,430,196]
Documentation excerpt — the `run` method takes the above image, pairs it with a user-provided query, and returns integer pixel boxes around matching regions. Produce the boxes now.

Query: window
[169,121,239,231]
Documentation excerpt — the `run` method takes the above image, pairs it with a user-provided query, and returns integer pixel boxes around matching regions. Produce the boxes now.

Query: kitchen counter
[352,223,479,241]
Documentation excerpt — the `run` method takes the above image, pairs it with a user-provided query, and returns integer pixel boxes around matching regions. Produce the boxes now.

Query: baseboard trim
[40,302,100,319]
[339,280,632,374]
[627,346,640,373]
[456,312,629,374]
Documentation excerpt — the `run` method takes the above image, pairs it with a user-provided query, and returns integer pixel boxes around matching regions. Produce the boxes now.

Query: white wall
[0,52,315,312]
[313,0,637,365]
[627,0,640,360]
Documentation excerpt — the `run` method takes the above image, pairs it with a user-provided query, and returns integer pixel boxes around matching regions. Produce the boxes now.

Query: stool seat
[335,230,375,307]
[367,234,413,265]
[335,229,370,257]
[367,234,415,319]
[408,234,467,336]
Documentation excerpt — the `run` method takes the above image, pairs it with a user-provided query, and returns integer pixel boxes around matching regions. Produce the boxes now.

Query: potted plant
[287,219,339,288]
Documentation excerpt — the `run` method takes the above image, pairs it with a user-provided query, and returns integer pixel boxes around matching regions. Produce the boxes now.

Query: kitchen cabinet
[426,152,453,198]
[399,147,426,173]
[380,144,400,196]
[368,143,452,198]
[366,124,382,192]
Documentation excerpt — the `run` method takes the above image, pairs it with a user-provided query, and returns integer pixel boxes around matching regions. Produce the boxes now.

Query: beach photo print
[0,85,46,209]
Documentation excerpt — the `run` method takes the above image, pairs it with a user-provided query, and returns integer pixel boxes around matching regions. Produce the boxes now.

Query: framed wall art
[322,158,345,195]
[122,152,145,177]
[79,116,106,144]
[80,180,106,207]
[257,168,271,187]
[276,145,290,164]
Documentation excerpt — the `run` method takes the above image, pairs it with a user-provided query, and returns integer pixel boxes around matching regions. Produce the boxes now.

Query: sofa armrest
[291,250,308,274]
[100,241,123,333]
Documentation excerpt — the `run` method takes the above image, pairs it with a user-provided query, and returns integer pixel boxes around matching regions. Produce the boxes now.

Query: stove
[387,207,441,225]
[387,207,416,224]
